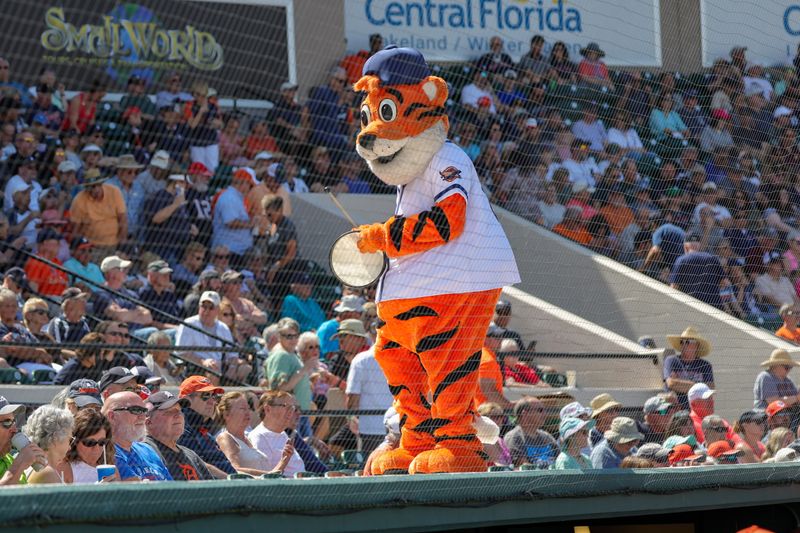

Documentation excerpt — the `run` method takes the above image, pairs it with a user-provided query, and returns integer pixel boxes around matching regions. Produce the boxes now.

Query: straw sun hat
[666,327,711,358]
[761,348,800,369]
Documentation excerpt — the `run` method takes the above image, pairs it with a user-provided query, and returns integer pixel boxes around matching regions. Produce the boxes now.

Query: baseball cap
[572,181,595,194]
[220,270,243,284]
[333,318,368,339]
[635,442,671,463]
[101,255,133,273]
[668,443,698,465]
[292,272,313,285]
[280,81,298,91]
[701,181,718,192]
[61,287,89,302]
[767,400,790,419]
[706,440,743,459]
[685,231,703,243]
[687,383,715,403]
[131,366,165,388]
[254,151,274,162]
[7,180,32,199]
[147,260,173,274]
[199,269,220,282]
[188,161,212,177]
[168,174,190,183]
[763,250,783,265]
[150,150,170,170]
[199,290,220,307]
[70,236,93,251]
[67,378,102,408]
[738,409,768,425]
[98,366,137,392]
[4,266,29,290]
[80,144,103,154]
[643,396,672,415]
[525,117,538,128]
[36,227,61,244]
[57,160,78,173]
[233,167,257,185]
[148,391,189,411]
[0,395,24,416]
[179,375,224,398]
[559,401,593,419]
[334,295,364,313]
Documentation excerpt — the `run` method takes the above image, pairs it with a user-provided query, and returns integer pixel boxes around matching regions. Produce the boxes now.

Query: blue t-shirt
[211,187,252,255]
[317,318,339,357]
[663,354,715,408]
[669,252,725,308]
[114,441,173,481]
[280,295,326,333]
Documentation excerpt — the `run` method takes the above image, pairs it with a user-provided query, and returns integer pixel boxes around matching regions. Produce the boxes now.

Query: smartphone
[286,429,296,442]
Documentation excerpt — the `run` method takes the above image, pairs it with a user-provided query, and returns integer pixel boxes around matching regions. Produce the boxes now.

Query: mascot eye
[360,105,371,128]
[379,99,397,122]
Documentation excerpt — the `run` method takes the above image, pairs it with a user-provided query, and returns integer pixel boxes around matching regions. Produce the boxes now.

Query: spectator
[107,154,145,239]
[61,79,104,134]
[639,395,676,444]
[265,317,315,415]
[679,90,708,140]
[119,75,155,121]
[577,43,613,90]
[183,163,213,247]
[215,391,287,476]
[21,405,73,484]
[733,410,768,463]
[220,270,267,328]
[337,154,372,194]
[23,228,68,298]
[461,70,498,115]
[649,92,690,141]
[571,105,607,152]
[249,391,304,477]
[62,377,102,415]
[549,41,577,83]
[599,186,634,237]
[327,319,369,386]
[317,295,364,357]
[176,375,234,476]
[0,396,46,485]
[553,205,591,245]
[155,72,192,110]
[184,80,221,172]
[91,256,152,330]
[700,413,732,447]
[552,417,595,470]
[140,174,194,264]
[136,150,169,197]
[341,33,383,84]
[211,167,256,264]
[501,339,544,386]
[249,161,293,220]
[69,169,127,259]
[517,35,549,77]
[145,103,189,163]
[589,393,622,447]
[345,340,393,455]
[306,66,352,158]
[53,332,105,385]
[477,402,512,467]
[61,408,117,484]
[99,367,139,400]
[537,182,566,230]
[754,251,798,312]
[664,327,715,408]
[700,109,735,153]
[280,272,325,333]
[144,391,214,481]
[269,81,308,156]
[663,410,694,439]
[172,242,206,300]
[476,36,514,76]
[218,115,245,165]
[261,194,300,300]
[143,330,180,386]
[0,287,50,370]
[753,348,799,409]
[63,237,104,291]
[687,382,733,445]
[633,443,670,467]
[278,157,309,194]
[606,111,645,158]
[761,427,793,462]
[47,287,91,348]
[669,232,726,308]
[95,321,143,370]
[5,153,42,212]
[476,325,514,411]
[590,416,643,469]
[101,391,172,481]
[559,139,601,188]
[766,400,792,431]
[138,260,180,328]
[183,269,221,317]
[505,397,558,467]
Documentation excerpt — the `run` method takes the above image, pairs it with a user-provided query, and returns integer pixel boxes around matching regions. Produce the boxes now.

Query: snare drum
[329,230,388,288]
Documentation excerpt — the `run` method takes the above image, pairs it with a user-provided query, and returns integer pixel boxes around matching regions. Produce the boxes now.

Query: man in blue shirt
[107,154,146,240]
[590,416,643,469]
[102,391,173,481]
[212,168,255,264]
[669,232,725,308]
[306,67,352,159]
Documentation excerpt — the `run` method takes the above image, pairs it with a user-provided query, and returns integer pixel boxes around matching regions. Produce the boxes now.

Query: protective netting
[0,1,798,512]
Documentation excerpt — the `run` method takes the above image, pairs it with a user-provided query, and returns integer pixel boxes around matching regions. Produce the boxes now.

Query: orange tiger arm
[357,194,466,257]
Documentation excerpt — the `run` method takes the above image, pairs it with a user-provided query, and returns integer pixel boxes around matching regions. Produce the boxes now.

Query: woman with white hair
[22,405,74,484]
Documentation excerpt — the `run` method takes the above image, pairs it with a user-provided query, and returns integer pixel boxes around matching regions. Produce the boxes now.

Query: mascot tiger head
[354,46,449,186]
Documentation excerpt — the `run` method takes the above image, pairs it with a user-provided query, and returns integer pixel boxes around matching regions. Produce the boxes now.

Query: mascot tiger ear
[420,76,448,107]
[353,75,379,93]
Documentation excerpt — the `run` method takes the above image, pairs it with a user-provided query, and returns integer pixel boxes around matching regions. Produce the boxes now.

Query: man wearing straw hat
[754,348,800,410]
[590,416,643,469]
[663,327,715,409]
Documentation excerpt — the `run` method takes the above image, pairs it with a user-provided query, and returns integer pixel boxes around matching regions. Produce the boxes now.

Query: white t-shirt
[460,83,497,114]
[692,202,732,224]
[558,157,600,188]
[174,316,235,364]
[4,174,41,212]
[281,178,309,194]
[247,424,305,477]
[607,127,644,150]
[377,142,520,302]
[346,347,394,436]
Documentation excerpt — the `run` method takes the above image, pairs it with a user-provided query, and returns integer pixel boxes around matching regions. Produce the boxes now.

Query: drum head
[329,231,388,288]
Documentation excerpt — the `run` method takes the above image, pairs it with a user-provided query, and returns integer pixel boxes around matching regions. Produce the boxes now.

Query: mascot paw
[356,224,385,254]
[409,447,487,474]
[370,448,417,475]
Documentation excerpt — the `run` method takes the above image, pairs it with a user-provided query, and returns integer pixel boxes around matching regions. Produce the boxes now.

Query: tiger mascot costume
[354,46,520,474]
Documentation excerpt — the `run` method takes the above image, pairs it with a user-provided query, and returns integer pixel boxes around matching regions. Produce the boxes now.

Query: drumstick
[324,186,359,227]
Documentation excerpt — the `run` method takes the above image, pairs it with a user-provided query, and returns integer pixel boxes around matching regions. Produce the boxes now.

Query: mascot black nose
[359,134,377,150]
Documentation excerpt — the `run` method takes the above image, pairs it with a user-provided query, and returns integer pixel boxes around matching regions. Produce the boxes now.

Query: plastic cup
[96,464,116,482]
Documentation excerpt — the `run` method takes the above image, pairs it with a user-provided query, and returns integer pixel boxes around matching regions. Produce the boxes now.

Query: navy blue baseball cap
[362,45,430,86]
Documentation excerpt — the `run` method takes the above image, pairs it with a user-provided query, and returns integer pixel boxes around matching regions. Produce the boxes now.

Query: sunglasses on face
[198,392,221,402]
[271,403,300,411]
[680,339,697,346]
[113,405,148,415]
[81,438,110,447]
[281,333,299,339]
[0,418,16,429]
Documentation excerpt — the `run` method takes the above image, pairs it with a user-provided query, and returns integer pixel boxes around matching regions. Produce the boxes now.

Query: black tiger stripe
[416,107,447,120]
[434,433,479,443]
[388,384,410,397]
[429,205,451,242]
[394,306,439,321]
[419,393,431,411]
[413,417,450,435]
[382,340,401,350]
[477,450,489,461]
[403,102,427,117]
[416,324,459,354]
[374,318,386,329]
[411,211,428,241]
[386,87,404,104]
[399,414,407,430]
[432,350,482,403]
[389,216,405,251]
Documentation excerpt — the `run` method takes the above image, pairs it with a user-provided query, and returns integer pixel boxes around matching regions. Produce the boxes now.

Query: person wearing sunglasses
[638,395,677,444]
[101,391,172,481]
[754,347,800,410]
[98,366,138,401]
[664,326,715,409]
[505,397,558,468]
[61,407,117,483]
[0,396,47,485]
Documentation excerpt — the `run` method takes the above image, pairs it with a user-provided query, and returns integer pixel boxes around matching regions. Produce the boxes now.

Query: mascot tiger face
[354,74,449,186]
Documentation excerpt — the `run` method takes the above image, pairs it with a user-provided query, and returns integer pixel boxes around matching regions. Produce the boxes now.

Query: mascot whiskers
[354,46,520,474]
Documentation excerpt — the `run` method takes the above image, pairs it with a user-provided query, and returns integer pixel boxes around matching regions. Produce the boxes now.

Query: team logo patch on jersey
[439,166,462,182]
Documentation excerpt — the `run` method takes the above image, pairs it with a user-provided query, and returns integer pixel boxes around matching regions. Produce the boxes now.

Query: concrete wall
[660,0,704,71]
[292,0,346,98]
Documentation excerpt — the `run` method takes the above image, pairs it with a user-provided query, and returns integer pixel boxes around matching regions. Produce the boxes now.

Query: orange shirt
[776,325,800,344]
[475,347,504,408]
[244,135,279,159]
[552,224,591,245]
[340,50,370,84]
[24,256,68,297]
[599,205,634,236]
[69,184,126,246]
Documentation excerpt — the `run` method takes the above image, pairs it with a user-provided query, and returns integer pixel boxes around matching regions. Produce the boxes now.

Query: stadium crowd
[4,31,800,482]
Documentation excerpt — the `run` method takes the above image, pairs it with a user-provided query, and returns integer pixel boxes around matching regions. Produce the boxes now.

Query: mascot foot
[370,448,418,475]
[409,447,487,474]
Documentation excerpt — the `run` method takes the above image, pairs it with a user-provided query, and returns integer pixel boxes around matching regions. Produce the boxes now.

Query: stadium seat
[29,369,57,384]
[261,472,283,479]
[0,368,22,384]
[340,450,365,470]
[292,471,320,479]
[488,465,513,472]
[227,473,255,480]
